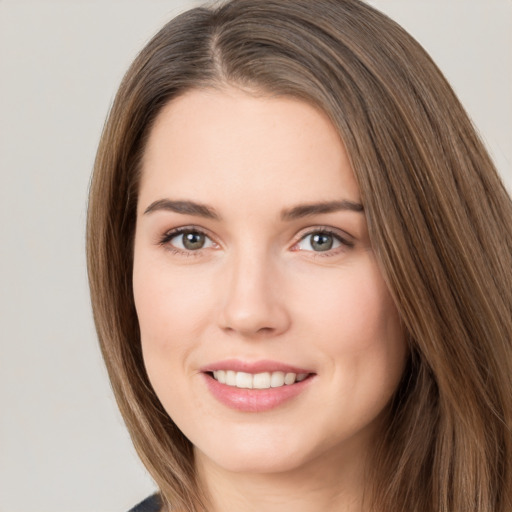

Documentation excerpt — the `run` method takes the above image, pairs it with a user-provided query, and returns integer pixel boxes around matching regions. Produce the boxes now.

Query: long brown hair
[87,1,512,510]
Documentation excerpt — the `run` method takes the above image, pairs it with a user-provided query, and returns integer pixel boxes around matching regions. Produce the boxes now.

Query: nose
[217,250,291,338]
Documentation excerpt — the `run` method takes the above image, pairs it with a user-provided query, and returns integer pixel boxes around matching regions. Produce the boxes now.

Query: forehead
[139,87,360,212]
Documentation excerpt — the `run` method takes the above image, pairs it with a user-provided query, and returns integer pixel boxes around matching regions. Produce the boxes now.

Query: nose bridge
[218,243,289,336]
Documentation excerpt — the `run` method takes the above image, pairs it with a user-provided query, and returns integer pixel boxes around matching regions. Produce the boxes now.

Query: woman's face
[133,87,407,476]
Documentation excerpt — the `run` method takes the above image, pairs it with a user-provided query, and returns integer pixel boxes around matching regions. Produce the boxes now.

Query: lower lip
[203,373,313,412]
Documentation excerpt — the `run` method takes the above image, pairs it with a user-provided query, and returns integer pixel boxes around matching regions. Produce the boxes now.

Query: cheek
[132,256,210,408]
[133,254,212,345]
[133,274,193,405]
[298,260,406,383]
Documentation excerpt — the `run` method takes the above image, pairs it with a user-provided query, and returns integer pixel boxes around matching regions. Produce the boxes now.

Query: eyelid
[291,226,355,253]
[157,224,355,256]
[158,225,219,253]
[296,225,354,244]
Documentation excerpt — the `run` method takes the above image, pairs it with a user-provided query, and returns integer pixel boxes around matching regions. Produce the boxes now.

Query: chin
[189,406,384,481]
[198,449,309,476]
[192,424,328,477]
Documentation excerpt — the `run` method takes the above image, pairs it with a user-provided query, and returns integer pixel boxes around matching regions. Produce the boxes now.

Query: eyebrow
[143,199,220,219]
[281,200,364,220]
[143,198,364,221]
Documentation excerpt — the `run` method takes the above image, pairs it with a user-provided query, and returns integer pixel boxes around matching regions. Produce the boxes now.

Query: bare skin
[133,87,407,512]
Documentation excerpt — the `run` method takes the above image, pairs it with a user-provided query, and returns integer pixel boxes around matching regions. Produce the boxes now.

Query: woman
[86,1,512,511]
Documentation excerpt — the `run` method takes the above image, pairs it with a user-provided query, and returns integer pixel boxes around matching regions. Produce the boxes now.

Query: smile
[202,361,315,412]
[212,370,309,389]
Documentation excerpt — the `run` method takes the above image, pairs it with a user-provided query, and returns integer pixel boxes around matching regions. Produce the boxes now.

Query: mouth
[208,370,310,389]
[201,361,315,412]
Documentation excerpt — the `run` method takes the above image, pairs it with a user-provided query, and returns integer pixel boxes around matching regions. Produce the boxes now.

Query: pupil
[311,233,333,251]
[183,231,205,250]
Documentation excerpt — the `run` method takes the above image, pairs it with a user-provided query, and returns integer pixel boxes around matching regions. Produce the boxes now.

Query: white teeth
[253,372,271,389]
[226,370,236,386]
[212,370,308,389]
[270,371,285,387]
[284,372,296,385]
[213,370,226,384]
[236,371,253,389]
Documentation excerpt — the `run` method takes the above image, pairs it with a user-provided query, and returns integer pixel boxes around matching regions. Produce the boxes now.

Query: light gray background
[0,1,510,511]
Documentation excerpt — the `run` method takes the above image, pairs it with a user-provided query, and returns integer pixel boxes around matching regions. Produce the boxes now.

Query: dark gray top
[128,494,162,512]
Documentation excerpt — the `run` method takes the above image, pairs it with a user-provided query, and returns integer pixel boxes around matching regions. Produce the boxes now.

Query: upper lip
[200,359,314,375]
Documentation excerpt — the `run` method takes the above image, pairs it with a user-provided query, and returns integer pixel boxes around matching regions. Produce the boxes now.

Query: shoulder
[127,493,162,512]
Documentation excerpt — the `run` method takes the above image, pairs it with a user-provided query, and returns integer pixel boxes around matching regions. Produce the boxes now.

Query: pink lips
[200,359,314,413]
[201,359,312,375]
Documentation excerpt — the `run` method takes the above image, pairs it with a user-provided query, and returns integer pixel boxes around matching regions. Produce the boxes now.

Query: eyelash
[158,226,354,257]
[158,226,214,257]
[293,227,354,256]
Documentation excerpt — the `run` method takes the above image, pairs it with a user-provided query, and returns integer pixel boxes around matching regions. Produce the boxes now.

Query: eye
[295,230,352,252]
[163,228,215,251]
